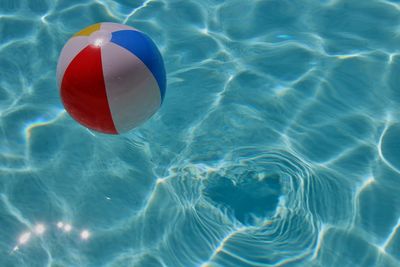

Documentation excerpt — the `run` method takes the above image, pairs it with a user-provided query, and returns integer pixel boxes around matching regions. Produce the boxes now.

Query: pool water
[1,0,400,266]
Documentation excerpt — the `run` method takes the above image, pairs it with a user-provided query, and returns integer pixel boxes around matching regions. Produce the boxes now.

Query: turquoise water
[1,0,400,266]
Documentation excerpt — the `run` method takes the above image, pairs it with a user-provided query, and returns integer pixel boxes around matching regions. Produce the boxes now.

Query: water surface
[0,0,400,266]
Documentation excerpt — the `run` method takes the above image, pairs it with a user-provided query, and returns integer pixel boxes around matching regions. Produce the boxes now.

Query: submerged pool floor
[0,0,400,266]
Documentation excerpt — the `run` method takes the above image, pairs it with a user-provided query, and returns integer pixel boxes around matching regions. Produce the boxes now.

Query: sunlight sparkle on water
[80,230,90,240]
[34,224,46,235]
[18,232,31,244]
[63,224,72,232]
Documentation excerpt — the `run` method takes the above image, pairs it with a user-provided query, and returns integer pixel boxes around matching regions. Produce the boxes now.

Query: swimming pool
[1,0,400,266]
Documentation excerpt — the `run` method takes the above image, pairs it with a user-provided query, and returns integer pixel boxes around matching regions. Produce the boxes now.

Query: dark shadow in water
[204,172,282,224]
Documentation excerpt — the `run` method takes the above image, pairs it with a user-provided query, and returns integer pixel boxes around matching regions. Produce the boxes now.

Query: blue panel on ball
[111,30,166,102]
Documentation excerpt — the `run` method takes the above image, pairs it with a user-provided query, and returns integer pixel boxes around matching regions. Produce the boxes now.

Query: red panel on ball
[61,45,117,134]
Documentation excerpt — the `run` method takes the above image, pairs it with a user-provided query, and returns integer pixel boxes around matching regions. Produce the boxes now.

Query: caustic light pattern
[56,22,166,134]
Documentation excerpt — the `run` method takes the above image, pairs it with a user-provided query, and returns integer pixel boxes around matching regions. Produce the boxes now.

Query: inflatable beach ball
[56,22,166,134]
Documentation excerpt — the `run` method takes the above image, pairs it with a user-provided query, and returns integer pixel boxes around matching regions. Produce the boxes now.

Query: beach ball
[56,22,166,134]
